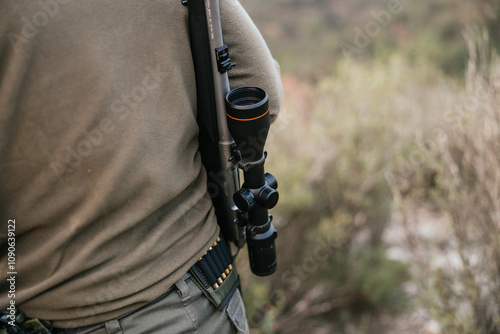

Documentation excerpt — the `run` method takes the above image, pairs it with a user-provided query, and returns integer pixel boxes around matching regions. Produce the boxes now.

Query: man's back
[0,0,282,329]
[0,0,221,326]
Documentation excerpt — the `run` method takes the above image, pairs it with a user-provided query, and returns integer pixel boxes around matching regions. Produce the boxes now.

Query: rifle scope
[225,86,278,276]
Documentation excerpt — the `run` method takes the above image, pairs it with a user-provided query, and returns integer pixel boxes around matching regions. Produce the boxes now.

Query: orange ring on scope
[226,108,269,122]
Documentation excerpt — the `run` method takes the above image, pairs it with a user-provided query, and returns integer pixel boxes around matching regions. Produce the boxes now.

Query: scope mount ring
[247,214,273,236]
[238,151,267,172]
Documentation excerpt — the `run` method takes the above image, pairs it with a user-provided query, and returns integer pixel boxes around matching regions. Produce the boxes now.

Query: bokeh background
[234,0,500,333]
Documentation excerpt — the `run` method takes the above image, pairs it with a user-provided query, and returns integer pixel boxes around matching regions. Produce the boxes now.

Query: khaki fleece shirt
[0,0,282,327]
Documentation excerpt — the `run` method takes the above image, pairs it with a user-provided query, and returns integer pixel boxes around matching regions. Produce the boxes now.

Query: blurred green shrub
[240,53,459,333]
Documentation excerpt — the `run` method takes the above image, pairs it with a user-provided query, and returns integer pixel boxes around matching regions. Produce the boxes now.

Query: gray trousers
[85,274,249,334]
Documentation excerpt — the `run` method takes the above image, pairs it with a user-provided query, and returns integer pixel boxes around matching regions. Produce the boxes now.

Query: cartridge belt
[189,235,240,310]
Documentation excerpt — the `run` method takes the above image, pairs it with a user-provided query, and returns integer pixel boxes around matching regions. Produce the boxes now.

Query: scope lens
[226,86,268,120]
[232,97,262,106]
[247,226,278,276]
[227,86,267,105]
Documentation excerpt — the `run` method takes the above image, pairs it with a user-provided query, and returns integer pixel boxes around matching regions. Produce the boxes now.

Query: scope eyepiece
[226,87,270,162]
[226,86,268,111]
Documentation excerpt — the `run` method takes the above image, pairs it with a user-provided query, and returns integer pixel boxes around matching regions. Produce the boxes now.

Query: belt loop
[104,319,122,334]
[175,276,191,304]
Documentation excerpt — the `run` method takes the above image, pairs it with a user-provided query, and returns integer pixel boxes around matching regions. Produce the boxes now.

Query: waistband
[11,235,236,334]
[51,275,185,334]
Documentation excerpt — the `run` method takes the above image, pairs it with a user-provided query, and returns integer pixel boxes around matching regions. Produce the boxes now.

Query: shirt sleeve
[220,0,283,123]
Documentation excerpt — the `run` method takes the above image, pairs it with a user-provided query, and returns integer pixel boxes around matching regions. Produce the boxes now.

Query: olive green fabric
[74,275,249,334]
[190,264,240,310]
[0,0,282,327]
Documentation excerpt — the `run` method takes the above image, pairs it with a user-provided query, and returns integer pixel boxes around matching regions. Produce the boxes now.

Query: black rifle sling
[187,0,218,143]
[187,0,229,235]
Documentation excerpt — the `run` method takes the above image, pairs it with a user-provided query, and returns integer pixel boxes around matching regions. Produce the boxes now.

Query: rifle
[187,0,279,276]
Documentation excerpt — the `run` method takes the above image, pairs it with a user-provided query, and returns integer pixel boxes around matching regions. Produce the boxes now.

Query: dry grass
[388,27,500,333]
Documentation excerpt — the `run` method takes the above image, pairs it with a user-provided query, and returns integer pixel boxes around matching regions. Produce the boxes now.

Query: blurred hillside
[235,1,500,333]
[240,0,499,77]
